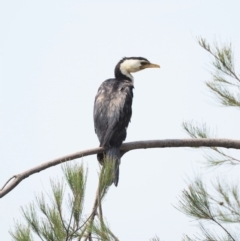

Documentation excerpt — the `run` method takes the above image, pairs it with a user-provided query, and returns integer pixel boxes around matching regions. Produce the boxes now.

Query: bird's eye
[141,62,149,65]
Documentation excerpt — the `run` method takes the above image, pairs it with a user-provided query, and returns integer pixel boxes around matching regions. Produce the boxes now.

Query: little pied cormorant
[94,57,160,186]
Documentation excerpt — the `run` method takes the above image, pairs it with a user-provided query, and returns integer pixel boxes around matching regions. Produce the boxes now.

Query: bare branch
[1,138,240,198]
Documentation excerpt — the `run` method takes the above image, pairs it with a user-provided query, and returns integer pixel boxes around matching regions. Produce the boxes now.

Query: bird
[93,57,160,186]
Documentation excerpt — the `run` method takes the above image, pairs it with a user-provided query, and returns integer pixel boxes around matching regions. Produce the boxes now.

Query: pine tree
[178,38,240,241]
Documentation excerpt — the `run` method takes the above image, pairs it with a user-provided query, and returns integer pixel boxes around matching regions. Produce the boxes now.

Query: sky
[0,0,240,240]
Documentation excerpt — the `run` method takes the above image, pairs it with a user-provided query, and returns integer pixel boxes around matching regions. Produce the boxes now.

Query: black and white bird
[93,57,160,186]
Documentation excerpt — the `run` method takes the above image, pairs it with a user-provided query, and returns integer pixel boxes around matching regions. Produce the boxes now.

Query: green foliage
[99,160,114,196]
[178,178,239,241]
[10,163,88,241]
[149,236,162,241]
[10,222,33,241]
[92,220,119,241]
[198,38,240,108]
[183,121,240,167]
[182,121,212,139]
[10,162,120,241]
[82,160,119,241]
[180,39,240,240]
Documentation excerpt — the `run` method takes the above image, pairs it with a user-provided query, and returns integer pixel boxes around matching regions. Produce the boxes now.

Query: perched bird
[94,57,160,186]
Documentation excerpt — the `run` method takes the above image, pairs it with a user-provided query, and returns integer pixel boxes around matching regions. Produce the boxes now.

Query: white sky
[1,0,240,240]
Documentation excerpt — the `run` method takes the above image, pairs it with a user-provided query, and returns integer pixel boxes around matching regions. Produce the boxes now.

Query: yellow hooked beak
[140,63,160,69]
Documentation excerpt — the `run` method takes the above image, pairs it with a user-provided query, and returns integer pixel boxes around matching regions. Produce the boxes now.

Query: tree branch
[1,138,240,198]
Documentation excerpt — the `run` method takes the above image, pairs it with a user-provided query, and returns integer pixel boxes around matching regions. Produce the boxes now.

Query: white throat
[120,68,133,81]
[119,59,142,82]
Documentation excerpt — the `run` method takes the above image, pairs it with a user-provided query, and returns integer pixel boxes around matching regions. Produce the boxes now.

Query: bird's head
[115,57,160,81]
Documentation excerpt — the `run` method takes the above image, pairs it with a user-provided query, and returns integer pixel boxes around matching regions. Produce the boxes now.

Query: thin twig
[107,227,119,241]
[98,181,104,230]
[212,217,236,241]
[74,198,98,240]
[98,200,103,225]
[75,168,106,240]
[1,138,240,198]
[212,148,240,163]
[66,200,74,240]
[82,173,103,241]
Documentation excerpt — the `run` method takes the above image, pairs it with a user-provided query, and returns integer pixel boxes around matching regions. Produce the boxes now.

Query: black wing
[94,79,133,148]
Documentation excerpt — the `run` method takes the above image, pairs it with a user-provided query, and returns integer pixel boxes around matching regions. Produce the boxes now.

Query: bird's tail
[105,147,121,186]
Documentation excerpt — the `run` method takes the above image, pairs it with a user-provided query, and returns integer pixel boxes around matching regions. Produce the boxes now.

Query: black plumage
[93,57,159,186]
